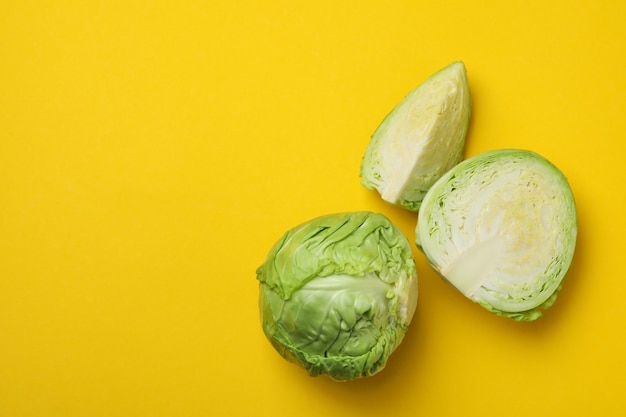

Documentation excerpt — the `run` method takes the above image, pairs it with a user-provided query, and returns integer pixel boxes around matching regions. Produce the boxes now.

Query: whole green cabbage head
[256,212,418,381]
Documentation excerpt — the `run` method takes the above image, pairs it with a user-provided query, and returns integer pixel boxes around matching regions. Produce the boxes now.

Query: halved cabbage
[416,149,577,321]
[360,61,471,211]
[257,212,418,380]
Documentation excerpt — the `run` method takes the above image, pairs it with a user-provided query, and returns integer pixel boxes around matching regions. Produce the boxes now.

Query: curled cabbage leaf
[360,61,471,211]
[416,149,577,321]
[257,212,418,380]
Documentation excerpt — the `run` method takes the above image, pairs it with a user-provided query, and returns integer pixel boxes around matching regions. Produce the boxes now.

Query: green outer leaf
[257,211,416,300]
[259,274,405,379]
[475,283,562,321]
[257,211,418,380]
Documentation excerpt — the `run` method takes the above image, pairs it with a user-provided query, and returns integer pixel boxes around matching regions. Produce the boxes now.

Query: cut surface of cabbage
[360,61,471,211]
[416,149,577,320]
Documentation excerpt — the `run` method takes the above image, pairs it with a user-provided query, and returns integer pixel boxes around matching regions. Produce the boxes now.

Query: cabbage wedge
[360,61,471,211]
[416,149,577,321]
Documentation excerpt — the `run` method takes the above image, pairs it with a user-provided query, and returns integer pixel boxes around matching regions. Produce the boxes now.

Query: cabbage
[257,212,418,380]
[360,61,471,211]
[415,149,577,321]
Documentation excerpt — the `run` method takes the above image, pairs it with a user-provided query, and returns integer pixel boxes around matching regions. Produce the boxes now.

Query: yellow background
[1,1,625,416]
